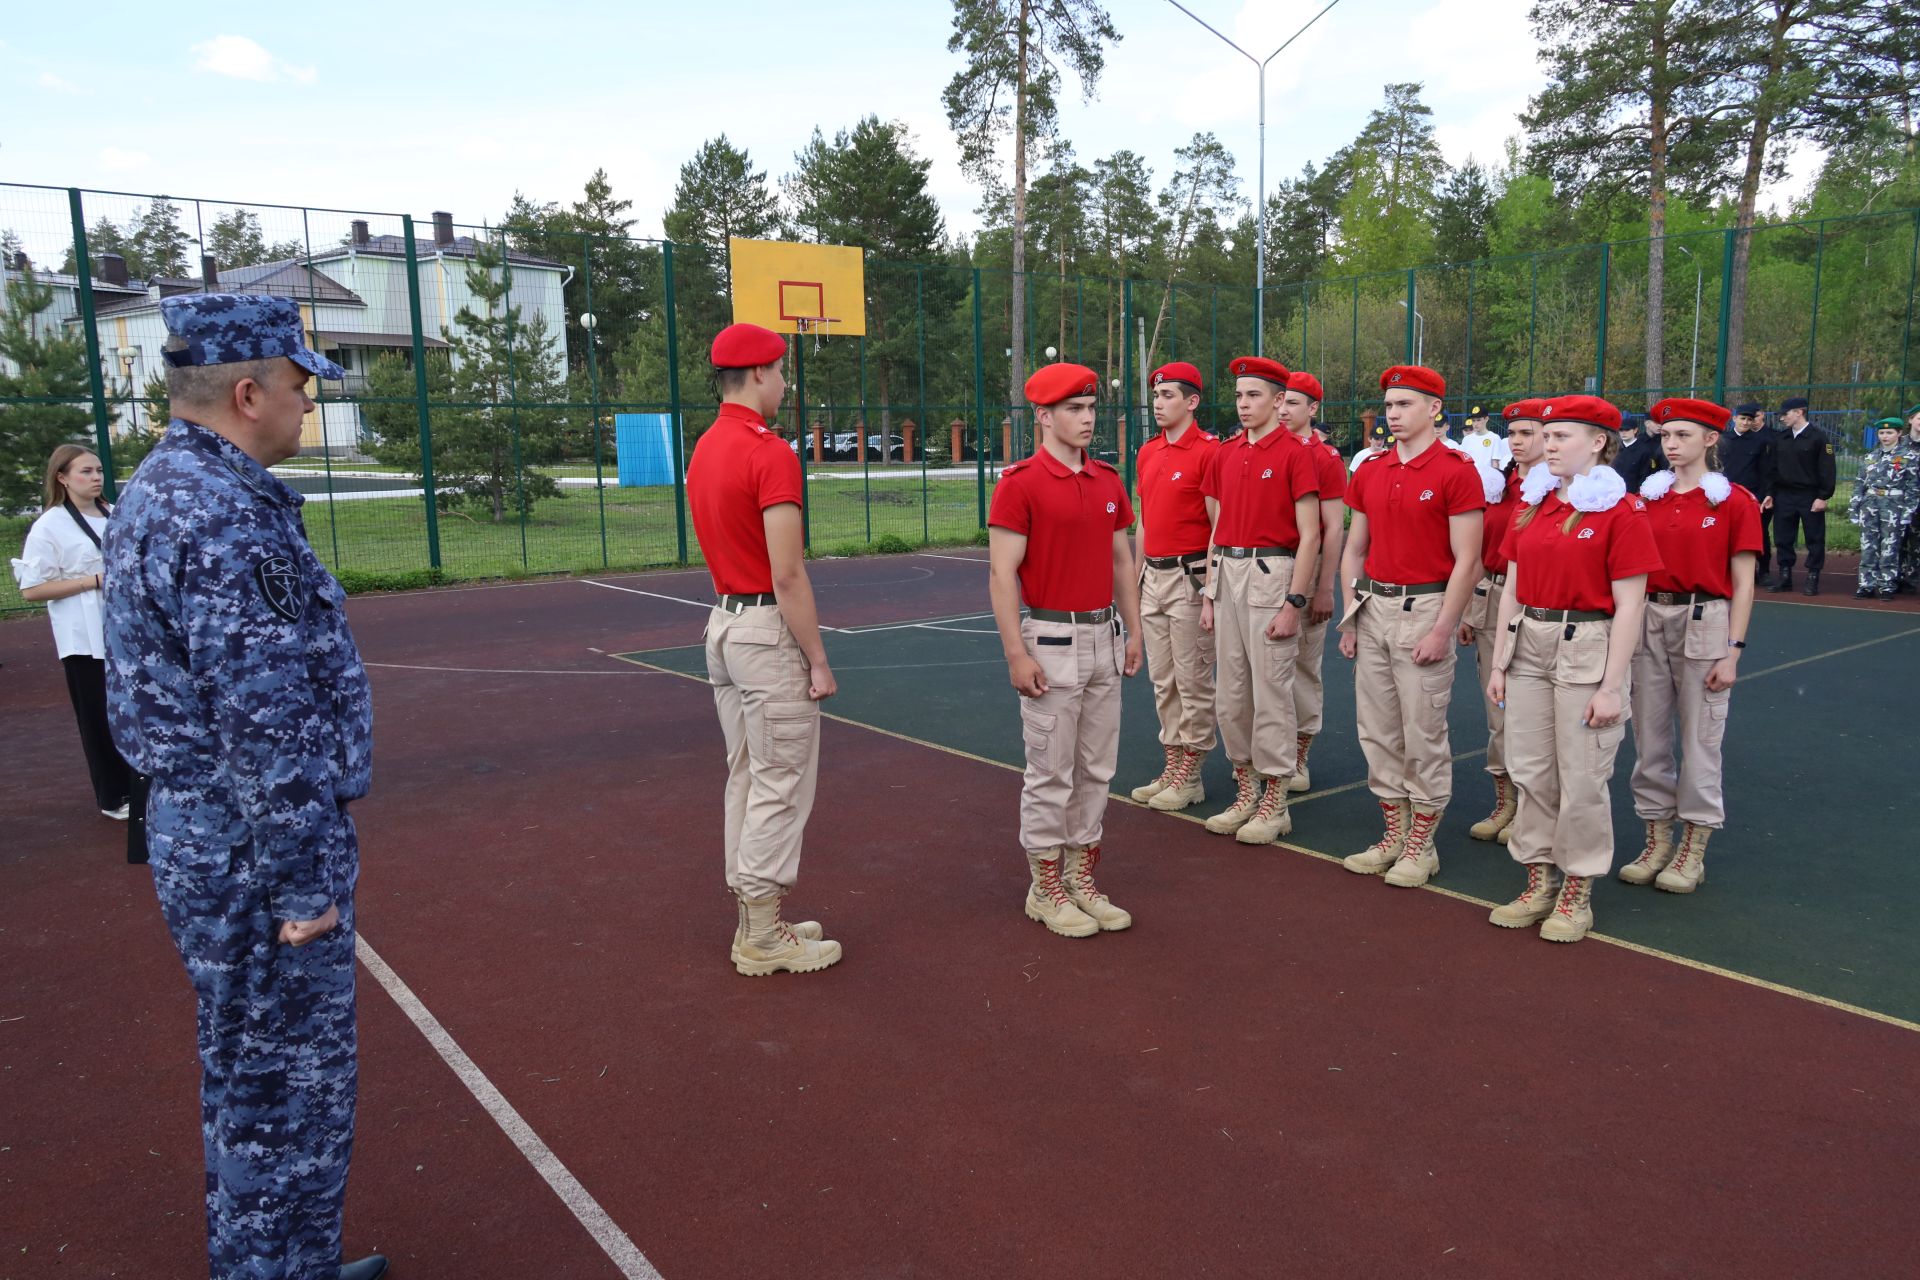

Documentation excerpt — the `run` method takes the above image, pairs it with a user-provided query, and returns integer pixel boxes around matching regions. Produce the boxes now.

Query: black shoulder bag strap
[63,498,108,551]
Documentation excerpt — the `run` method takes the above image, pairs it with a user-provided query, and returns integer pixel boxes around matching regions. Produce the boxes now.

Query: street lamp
[1396,301,1425,366]
[1673,244,1702,394]
[115,345,139,432]
[1045,345,1058,359]
[1165,0,1344,343]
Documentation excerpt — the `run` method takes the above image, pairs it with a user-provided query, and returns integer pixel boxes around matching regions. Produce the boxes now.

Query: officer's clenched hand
[1008,652,1049,698]
[1122,633,1144,677]
[1456,622,1475,646]
[1310,588,1335,625]
[1265,605,1301,641]
[1199,597,1214,633]
[808,659,838,700]
[279,904,340,947]
[1409,628,1451,665]
[1705,653,1740,692]
[1338,629,1358,660]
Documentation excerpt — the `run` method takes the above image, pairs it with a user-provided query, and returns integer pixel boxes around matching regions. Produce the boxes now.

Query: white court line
[365,662,665,676]
[912,624,1001,635]
[839,610,996,634]
[914,553,990,565]
[356,936,662,1280]
[581,579,842,631]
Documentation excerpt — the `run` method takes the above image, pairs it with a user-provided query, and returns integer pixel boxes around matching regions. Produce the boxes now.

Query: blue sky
[1,0,1814,257]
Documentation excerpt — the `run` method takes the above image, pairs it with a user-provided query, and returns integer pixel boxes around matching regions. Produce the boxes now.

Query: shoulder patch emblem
[255,555,303,622]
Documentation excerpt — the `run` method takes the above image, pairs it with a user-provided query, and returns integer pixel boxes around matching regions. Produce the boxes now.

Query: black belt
[1473,571,1508,597]
[1145,552,1208,571]
[1360,576,1446,598]
[1649,591,1727,607]
[1522,606,1610,623]
[717,593,776,613]
[1031,605,1114,624]
[1216,545,1294,559]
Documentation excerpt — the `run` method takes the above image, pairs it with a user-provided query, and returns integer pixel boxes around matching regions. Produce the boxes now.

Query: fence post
[1463,263,1474,409]
[1527,255,1539,393]
[582,233,607,568]
[66,189,116,499]
[916,265,929,545]
[1805,220,1825,397]
[1594,240,1610,395]
[400,215,441,570]
[1403,269,1417,362]
[663,240,688,564]
[1123,277,1136,492]
[1713,226,1736,404]
[972,268,987,529]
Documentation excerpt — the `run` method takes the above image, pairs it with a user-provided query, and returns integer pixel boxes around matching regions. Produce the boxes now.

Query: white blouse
[10,505,109,659]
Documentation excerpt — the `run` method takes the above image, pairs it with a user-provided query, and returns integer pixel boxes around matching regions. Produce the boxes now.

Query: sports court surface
[4,549,1918,1277]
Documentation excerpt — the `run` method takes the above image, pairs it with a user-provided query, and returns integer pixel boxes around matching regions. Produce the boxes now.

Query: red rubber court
[4,549,1917,1278]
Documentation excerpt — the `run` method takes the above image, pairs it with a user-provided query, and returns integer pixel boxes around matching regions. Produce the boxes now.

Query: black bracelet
[1730,639,1746,649]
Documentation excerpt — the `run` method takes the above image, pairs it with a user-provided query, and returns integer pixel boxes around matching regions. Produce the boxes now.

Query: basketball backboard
[728,238,867,337]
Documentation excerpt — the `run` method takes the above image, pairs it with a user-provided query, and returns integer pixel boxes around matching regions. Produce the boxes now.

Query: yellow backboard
[728,238,867,337]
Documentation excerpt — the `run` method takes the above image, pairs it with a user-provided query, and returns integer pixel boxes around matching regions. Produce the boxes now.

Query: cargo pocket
[1700,691,1731,751]
[1247,555,1292,611]
[763,700,816,769]
[1554,622,1611,685]
[1021,708,1059,768]
[1025,622,1081,689]
[1682,606,1730,661]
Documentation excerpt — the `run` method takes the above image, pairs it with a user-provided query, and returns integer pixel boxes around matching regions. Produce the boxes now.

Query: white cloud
[38,71,79,94]
[190,35,316,84]
[97,147,151,172]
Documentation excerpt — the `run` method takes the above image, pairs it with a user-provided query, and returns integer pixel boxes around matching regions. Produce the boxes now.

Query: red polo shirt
[687,402,804,596]
[1200,426,1319,550]
[1346,438,1485,585]
[1136,424,1219,556]
[1502,493,1664,613]
[1482,469,1523,575]
[1644,481,1764,597]
[1293,427,1348,505]
[989,447,1134,611]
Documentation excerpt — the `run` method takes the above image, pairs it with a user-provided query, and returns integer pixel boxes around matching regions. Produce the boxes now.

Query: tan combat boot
[1204,763,1261,834]
[1489,863,1563,928]
[1538,873,1595,942]
[1025,847,1099,938]
[1655,823,1710,893]
[1062,843,1131,931]
[730,891,822,967]
[1469,775,1517,841]
[1287,733,1314,793]
[734,891,843,976]
[1234,776,1293,844]
[1148,747,1207,811]
[1618,819,1675,885]
[1341,799,1411,874]
[1384,808,1443,887]
[1130,744,1181,803]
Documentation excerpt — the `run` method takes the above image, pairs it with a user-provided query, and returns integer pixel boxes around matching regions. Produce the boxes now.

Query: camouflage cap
[160,293,344,379]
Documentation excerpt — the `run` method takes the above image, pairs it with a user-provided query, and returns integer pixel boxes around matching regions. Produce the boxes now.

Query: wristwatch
[1285,592,1309,609]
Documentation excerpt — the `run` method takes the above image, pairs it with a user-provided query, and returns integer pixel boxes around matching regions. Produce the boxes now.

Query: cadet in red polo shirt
[1487,394,1662,943]
[988,363,1144,939]
[1460,399,1549,844]
[1130,361,1219,811]
[1337,366,1485,887]
[1621,397,1761,895]
[687,322,841,977]
[1277,370,1347,792]
[1197,355,1321,845]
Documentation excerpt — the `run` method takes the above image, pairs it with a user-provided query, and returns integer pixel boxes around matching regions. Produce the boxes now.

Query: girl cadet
[10,445,136,828]
[1619,398,1762,894]
[1486,395,1662,943]
[1459,400,1547,846]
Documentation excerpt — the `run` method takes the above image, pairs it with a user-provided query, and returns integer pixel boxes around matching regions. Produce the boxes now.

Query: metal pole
[1123,277,1135,486]
[794,333,811,549]
[1594,240,1610,395]
[1463,263,1473,409]
[662,241,688,564]
[917,266,929,545]
[400,216,441,570]
[1805,221,1825,397]
[1713,227,1736,404]
[582,233,607,568]
[859,334,870,544]
[1404,270,1417,361]
[1348,276,1359,416]
[66,189,115,499]
[973,268,987,529]
[1527,254,1539,393]
[1691,256,1702,394]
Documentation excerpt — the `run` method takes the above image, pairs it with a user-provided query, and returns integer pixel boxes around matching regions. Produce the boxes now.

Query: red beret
[1285,371,1324,402]
[1150,361,1203,392]
[1228,355,1290,385]
[1380,365,1445,397]
[710,323,786,369]
[1502,398,1549,423]
[1025,362,1101,406]
[1648,397,1732,431]
[1540,394,1623,431]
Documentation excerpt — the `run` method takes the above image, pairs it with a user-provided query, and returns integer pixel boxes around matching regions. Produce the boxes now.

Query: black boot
[1769,569,1794,592]
[1802,571,1819,596]
[1855,585,1874,598]
[339,1258,389,1280]
[1879,587,1897,600]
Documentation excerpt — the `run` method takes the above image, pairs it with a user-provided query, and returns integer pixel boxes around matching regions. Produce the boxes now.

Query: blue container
[615,414,678,487]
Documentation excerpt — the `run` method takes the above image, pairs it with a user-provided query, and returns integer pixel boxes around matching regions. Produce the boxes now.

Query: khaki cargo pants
[1018,615,1124,855]
[1212,553,1301,778]
[705,603,819,895]
[1350,590,1456,811]
[1292,554,1331,737]
[1629,598,1732,827]
[1140,561,1216,752]
[1464,574,1509,777]
[1503,616,1628,878]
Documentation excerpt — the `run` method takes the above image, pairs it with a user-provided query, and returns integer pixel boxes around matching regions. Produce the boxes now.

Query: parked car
[864,433,907,461]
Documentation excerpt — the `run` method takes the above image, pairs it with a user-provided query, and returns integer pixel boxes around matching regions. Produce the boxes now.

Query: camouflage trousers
[153,825,358,1280]
[1856,504,1916,592]
[1899,510,1920,587]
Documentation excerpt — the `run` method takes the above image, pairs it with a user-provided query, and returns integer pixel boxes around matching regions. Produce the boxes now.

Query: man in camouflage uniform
[1849,416,1919,600]
[1897,405,1920,593]
[103,295,386,1280]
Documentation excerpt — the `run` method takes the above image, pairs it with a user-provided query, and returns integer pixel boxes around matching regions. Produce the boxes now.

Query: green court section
[625,600,1920,1025]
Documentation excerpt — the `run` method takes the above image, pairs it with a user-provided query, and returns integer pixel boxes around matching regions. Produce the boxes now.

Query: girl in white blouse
[10,445,133,821]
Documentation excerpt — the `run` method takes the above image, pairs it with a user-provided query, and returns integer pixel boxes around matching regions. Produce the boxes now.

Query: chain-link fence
[5,182,1917,612]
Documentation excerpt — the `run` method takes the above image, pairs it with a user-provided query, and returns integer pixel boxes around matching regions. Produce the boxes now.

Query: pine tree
[1145,132,1241,365]
[0,267,94,512]
[205,209,303,269]
[130,201,192,278]
[1090,150,1157,390]
[1433,160,1497,265]
[662,136,785,391]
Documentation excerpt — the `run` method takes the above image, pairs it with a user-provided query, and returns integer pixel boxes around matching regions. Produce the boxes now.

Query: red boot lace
[1252,780,1286,821]
[1553,875,1587,918]
[1399,811,1438,861]
[1668,829,1696,876]
[1038,857,1073,906]
[1070,845,1106,901]
[1232,767,1257,808]
[1379,800,1405,842]
[1165,751,1195,788]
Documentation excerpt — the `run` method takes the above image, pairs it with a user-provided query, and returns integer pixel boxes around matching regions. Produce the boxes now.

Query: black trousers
[61,655,147,862]
[1772,488,1825,573]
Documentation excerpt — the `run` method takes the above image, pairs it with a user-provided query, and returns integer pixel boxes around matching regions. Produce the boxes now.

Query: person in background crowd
[1851,417,1919,600]
[1458,404,1513,470]
[1896,404,1920,594]
[9,444,139,840]
[1349,416,1393,473]
[1615,412,1664,493]
[1766,396,1835,595]
[1721,403,1777,580]
[1486,395,1659,943]
[1623,398,1760,895]
[1277,370,1347,794]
